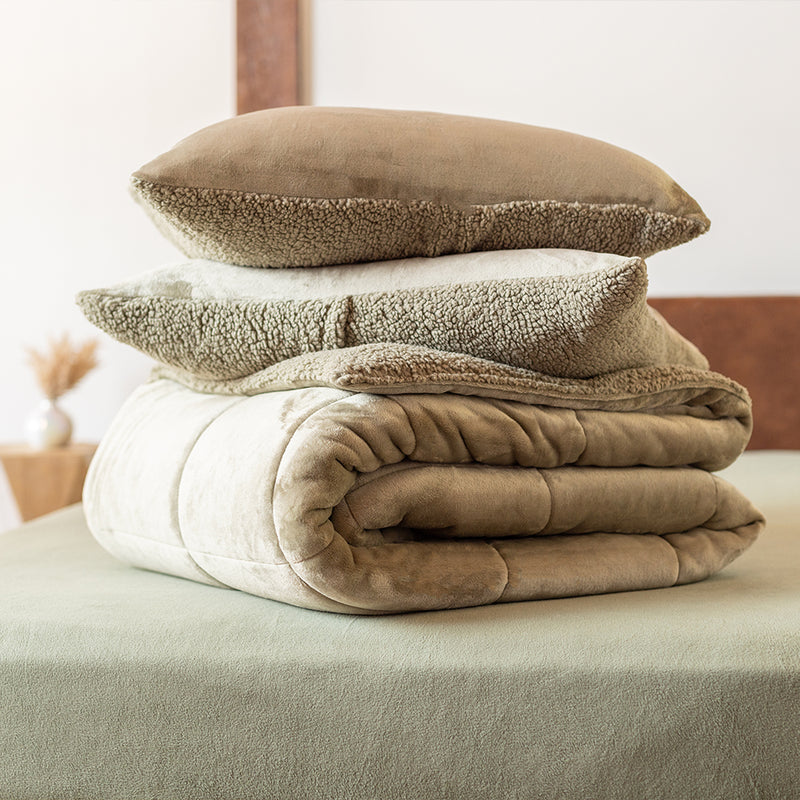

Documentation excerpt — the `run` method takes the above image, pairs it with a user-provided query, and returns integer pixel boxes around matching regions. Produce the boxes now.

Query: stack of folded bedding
[78,107,764,614]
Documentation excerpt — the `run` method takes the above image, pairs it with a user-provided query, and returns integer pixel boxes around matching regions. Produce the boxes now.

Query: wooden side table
[0,443,97,522]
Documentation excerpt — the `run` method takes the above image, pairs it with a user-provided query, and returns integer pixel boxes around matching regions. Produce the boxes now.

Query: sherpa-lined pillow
[131,107,709,268]
[77,249,706,381]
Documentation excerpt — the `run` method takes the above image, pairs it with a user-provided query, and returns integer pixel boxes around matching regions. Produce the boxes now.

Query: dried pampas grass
[27,334,98,401]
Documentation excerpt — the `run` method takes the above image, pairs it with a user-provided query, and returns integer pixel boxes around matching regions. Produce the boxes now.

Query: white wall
[312,0,800,298]
[0,0,235,444]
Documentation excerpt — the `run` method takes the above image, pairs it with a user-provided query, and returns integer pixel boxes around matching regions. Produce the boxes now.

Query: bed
[1,452,799,799]
[2,2,799,797]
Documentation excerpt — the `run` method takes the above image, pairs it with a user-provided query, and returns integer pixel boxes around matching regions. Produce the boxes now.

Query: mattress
[1,451,798,800]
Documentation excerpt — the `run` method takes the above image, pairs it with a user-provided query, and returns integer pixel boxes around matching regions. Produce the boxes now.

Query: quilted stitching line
[488,541,511,601]
[174,395,250,585]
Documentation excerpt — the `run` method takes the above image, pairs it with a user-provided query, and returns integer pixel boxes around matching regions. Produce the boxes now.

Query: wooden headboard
[236,0,800,450]
[648,297,799,450]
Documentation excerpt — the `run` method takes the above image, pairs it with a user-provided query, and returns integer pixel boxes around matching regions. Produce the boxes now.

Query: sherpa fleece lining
[131,107,710,267]
[76,249,707,381]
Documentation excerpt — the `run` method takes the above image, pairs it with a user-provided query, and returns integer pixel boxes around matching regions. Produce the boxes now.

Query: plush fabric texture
[76,250,706,381]
[2,453,797,799]
[130,107,710,267]
[82,369,762,614]
[152,343,747,438]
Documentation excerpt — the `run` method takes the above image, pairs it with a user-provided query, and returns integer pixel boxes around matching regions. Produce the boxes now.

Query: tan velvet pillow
[77,249,706,381]
[131,107,709,268]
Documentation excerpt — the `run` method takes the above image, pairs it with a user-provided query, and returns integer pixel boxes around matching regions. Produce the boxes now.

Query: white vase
[25,399,73,449]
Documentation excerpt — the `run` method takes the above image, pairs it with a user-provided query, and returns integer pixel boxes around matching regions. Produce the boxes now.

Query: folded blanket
[83,346,763,614]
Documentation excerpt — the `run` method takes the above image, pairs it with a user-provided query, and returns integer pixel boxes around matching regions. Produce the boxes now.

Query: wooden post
[237,0,309,113]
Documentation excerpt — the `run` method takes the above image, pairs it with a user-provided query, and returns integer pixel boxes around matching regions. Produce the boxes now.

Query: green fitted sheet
[1,451,798,800]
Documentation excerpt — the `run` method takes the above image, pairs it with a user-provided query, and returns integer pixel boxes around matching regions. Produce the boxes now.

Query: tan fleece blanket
[83,345,763,614]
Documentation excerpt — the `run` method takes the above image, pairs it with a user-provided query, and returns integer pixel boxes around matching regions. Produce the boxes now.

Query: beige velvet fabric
[77,250,706,381]
[83,370,762,614]
[131,107,709,267]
